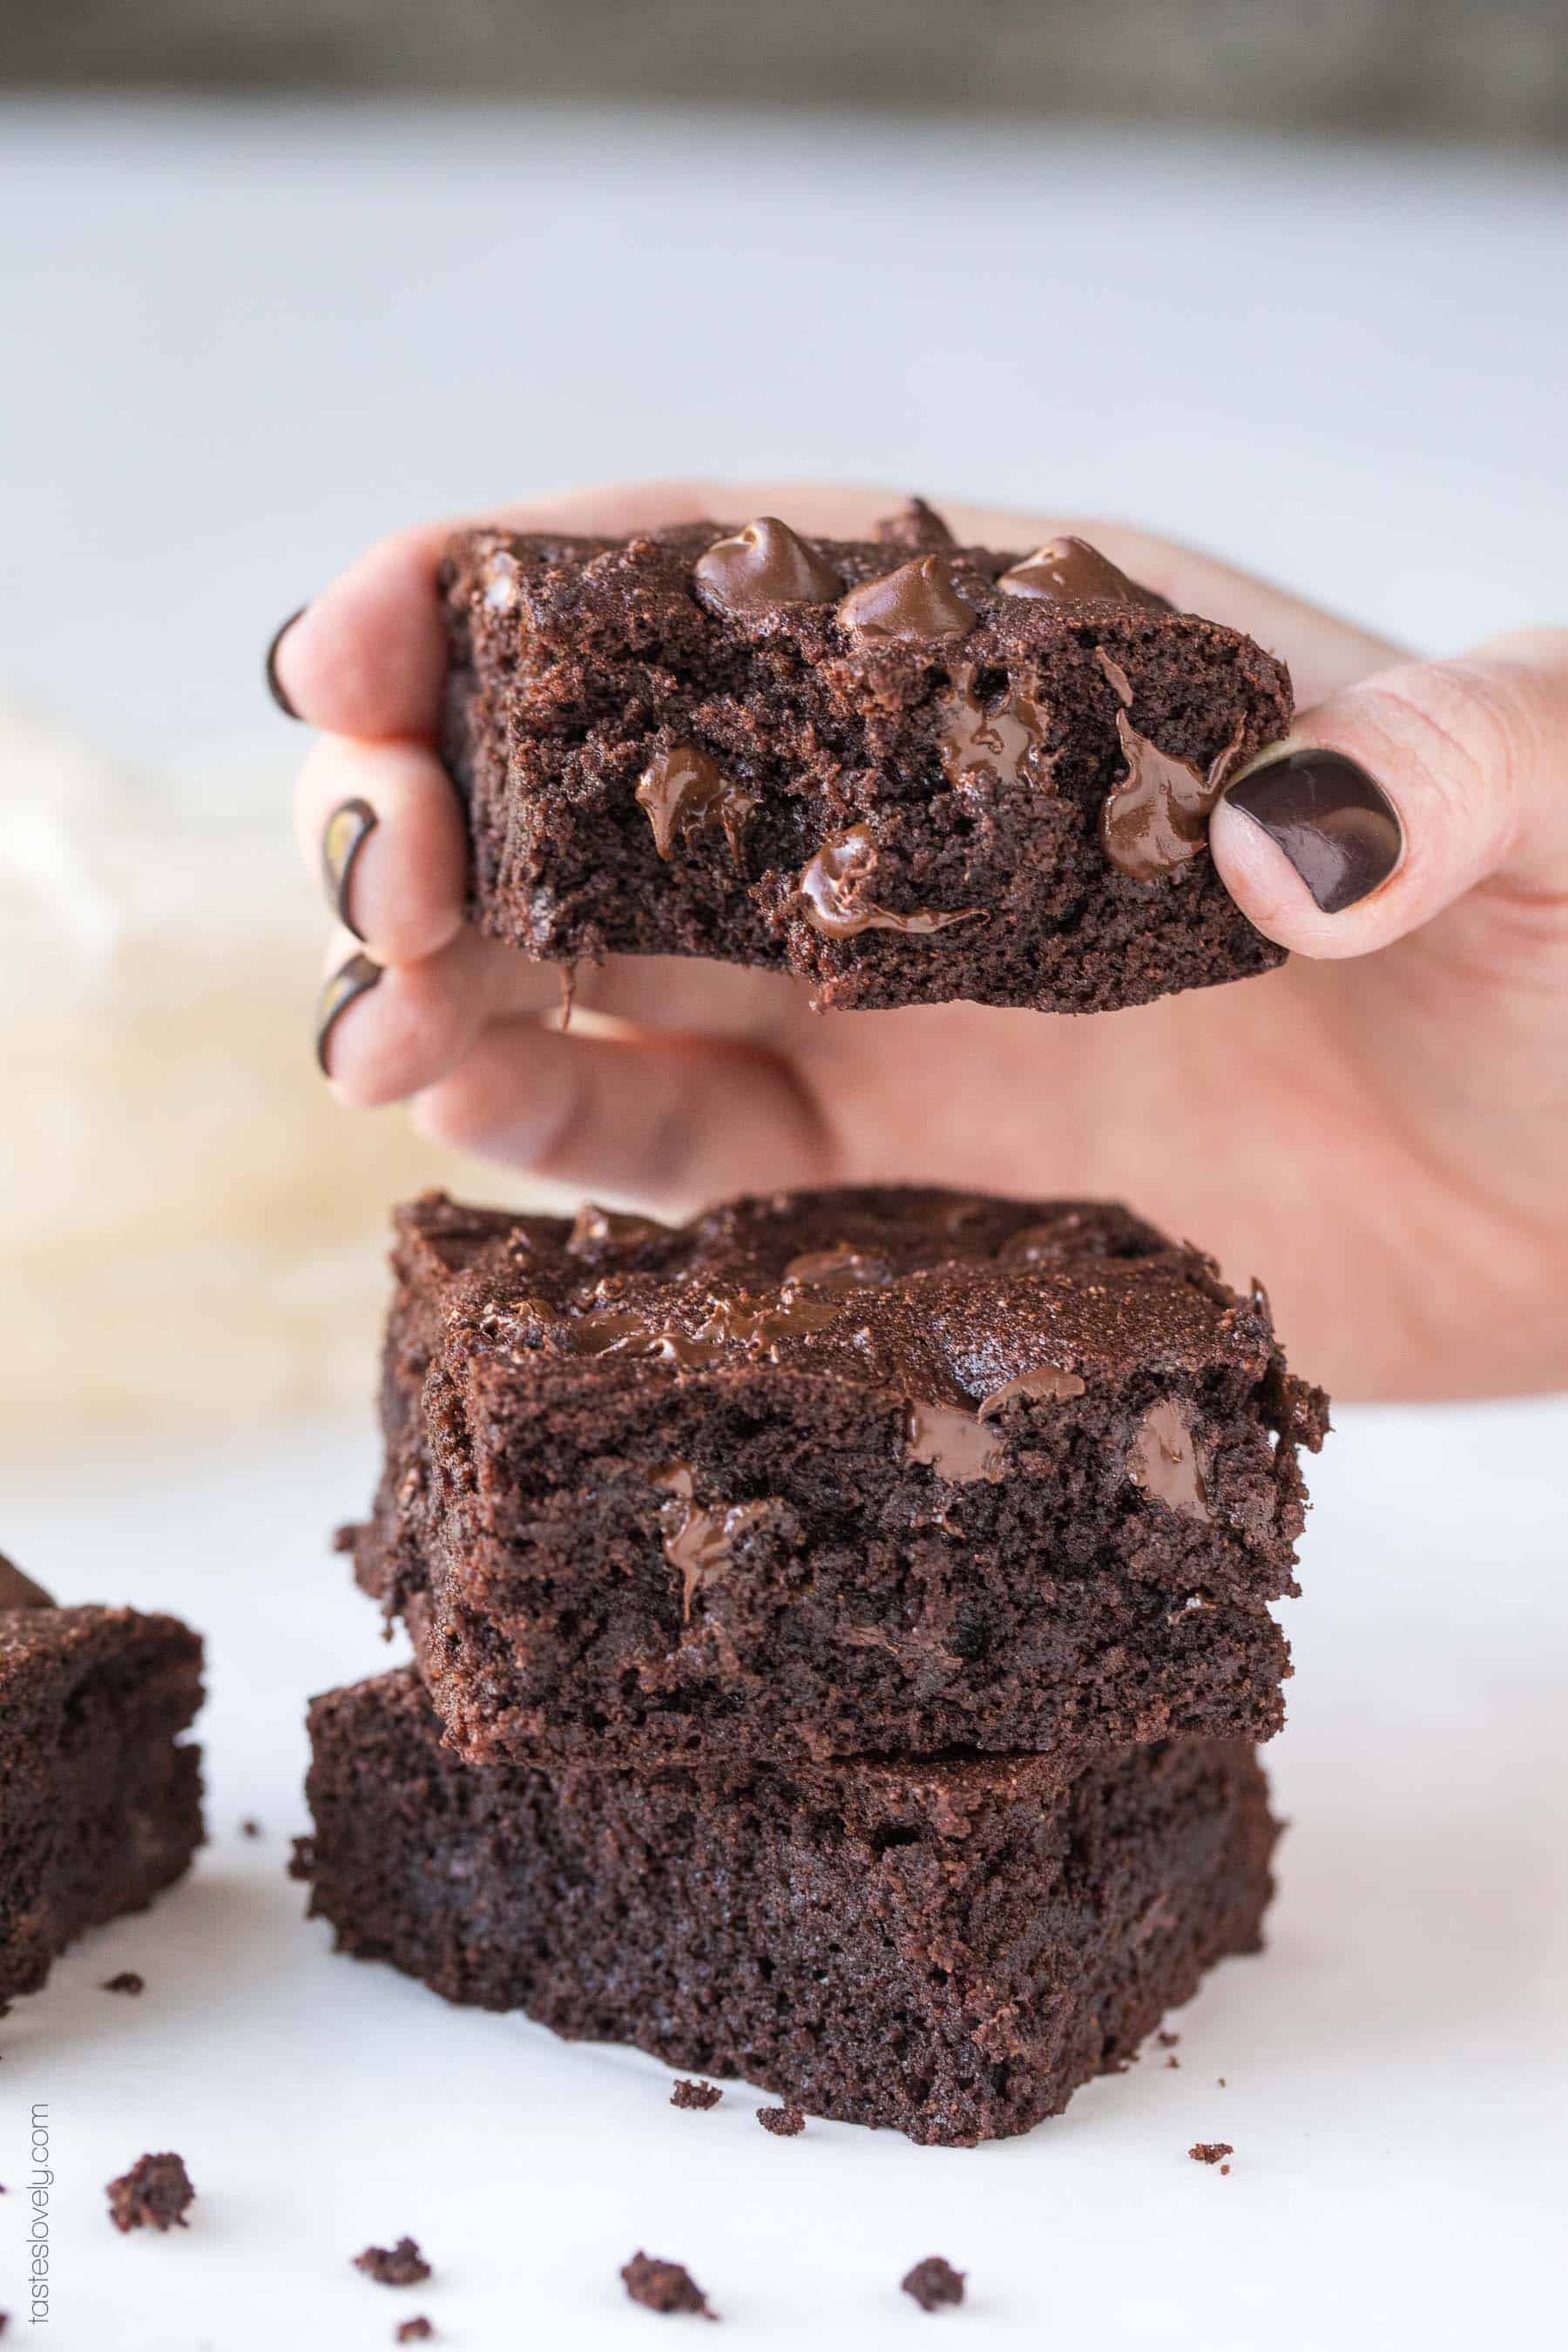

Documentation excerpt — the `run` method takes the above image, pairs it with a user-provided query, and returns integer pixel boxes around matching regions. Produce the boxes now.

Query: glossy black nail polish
[321,798,379,941]
[1224,749,1402,913]
[315,952,382,1077]
[265,606,308,719]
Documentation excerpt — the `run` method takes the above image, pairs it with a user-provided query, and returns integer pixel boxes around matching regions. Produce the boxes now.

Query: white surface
[3,1398,1565,2350]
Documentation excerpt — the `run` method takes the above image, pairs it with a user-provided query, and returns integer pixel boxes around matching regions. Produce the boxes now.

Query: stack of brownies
[298,501,1327,2145]
[301,1184,1327,2146]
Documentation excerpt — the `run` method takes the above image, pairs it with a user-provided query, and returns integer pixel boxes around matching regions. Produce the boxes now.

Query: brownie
[348,1188,1327,1768]
[105,2152,195,2233]
[902,2257,965,2312]
[671,2078,722,2111]
[301,1668,1279,2147]
[0,1585,204,2004]
[439,507,1291,1015]
[621,2253,715,2319]
[355,2237,431,2287]
[755,2105,804,2137]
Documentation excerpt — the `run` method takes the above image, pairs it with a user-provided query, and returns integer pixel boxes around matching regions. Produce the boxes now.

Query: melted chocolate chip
[903,1401,1004,1484]
[693,517,842,612]
[796,824,980,941]
[875,497,956,548]
[977,1365,1086,1419]
[938,665,1057,795]
[635,744,758,864]
[836,556,977,645]
[781,1243,892,1290]
[0,1553,55,1611]
[566,1202,667,1255]
[997,535,1162,608]
[1127,1398,1213,1520]
[651,1465,771,1619]
[1100,711,1245,882]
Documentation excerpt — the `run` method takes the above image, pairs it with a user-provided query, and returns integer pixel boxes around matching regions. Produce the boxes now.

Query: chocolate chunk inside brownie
[348,1187,1326,1768]
[440,506,1292,1014]
[302,1667,1279,2148]
[1,1590,204,2004]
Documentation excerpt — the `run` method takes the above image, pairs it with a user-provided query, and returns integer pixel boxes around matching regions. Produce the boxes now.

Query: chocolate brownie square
[301,1669,1278,2146]
[348,1188,1327,1768]
[439,506,1291,1015]
[0,1574,204,2003]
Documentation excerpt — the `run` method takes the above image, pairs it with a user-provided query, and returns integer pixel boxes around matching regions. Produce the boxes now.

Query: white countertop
[3,98,1566,2349]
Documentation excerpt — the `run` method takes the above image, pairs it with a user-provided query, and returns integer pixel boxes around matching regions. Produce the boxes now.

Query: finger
[268,478,1401,741]
[314,929,560,1105]
[1211,628,1568,961]
[295,735,469,963]
[413,1017,837,1209]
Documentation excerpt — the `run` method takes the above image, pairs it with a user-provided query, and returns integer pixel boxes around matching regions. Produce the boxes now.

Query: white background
[2,98,1566,2349]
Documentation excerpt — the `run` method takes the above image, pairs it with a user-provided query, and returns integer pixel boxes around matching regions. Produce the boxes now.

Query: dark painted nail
[265,606,308,719]
[315,952,382,1077]
[321,798,379,941]
[1224,748,1402,914]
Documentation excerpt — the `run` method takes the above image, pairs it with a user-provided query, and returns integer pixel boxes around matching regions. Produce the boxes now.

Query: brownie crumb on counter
[240,1818,263,1839]
[287,1835,316,1882]
[101,1971,145,1996]
[902,2256,966,2312]
[1166,2054,1180,2069]
[355,2237,432,2288]
[671,2079,723,2111]
[621,2251,716,2319]
[756,2105,805,2137]
[1157,2031,1180,2047]
[1189,2141,1234,2166]
[395,2322,435,2345]
[106,2152,195,2234]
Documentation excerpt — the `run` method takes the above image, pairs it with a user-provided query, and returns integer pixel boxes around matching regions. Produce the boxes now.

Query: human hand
[278,483,1568,1400]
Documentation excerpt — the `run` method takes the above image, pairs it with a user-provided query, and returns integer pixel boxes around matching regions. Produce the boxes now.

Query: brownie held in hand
[348,1188,1328,1769]
[0,1557,204,2003]
[302,1668,1279,2146]
[439,504,1291,1014]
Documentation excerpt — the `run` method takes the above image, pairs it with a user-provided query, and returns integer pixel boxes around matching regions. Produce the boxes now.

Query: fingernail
[321,798,379,941]
[265,606,308,719]
[315,951,382,1077]
[1224,748,1402,913]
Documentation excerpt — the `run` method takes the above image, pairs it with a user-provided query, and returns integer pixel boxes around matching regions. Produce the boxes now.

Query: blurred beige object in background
[0,705,528,1456]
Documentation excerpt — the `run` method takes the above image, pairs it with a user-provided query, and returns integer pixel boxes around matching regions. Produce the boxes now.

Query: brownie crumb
[1165,2055,1180,2069]
[756,2105,804,2137]
[671,2079,722,2111]
[902,2256,965,2313]
[621,2251,715,2319]
[1217,2076,1227,2087]
[102,1971,145,1997]
[0,2309,10,2334]
[1220,2163,1231,2175]
[355,2237,432,2288]
[106,2152,195,2233]
[395,2323,435,2345]
[287,1835,316,1882]
[240,1818,263,1840]
[1157,2030,1180,2048]
[1189,2142,1233,2166]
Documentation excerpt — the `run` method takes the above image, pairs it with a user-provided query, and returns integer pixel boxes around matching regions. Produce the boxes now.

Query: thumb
[1209,629,1568,960]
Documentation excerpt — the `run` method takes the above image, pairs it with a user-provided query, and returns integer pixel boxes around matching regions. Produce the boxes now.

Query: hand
[278,483,1568,1401]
